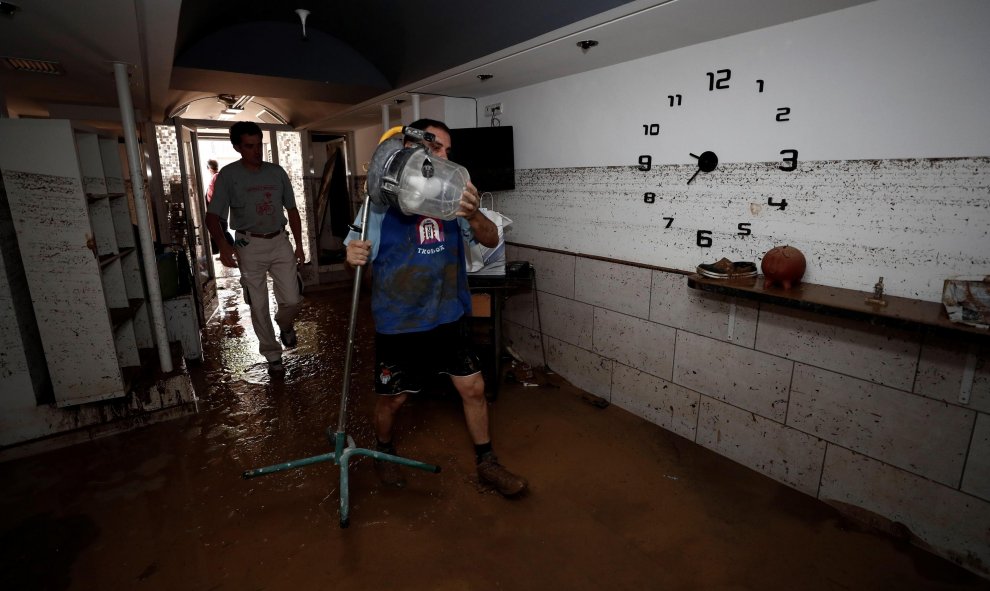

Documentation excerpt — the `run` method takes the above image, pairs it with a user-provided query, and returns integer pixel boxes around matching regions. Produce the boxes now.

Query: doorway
[309,133,353,266]
[153,120,308,327]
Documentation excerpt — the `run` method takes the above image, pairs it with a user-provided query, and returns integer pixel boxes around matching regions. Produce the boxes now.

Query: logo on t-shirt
[416,217,447,255]
[257,191,274,216]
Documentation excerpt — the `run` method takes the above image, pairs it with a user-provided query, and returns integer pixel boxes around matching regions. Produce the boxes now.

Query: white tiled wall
[503,243,990,576]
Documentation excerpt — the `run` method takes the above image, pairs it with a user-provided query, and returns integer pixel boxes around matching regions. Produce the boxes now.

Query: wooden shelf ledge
[687,274,989,342]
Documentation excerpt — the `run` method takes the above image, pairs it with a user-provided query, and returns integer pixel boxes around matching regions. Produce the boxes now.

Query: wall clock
[636,68,799,249]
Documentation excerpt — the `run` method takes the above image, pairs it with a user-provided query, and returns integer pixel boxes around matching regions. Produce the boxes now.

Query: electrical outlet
[484,102,503,117]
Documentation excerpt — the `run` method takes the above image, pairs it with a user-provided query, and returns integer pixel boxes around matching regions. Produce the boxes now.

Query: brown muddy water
[0,277,987,590]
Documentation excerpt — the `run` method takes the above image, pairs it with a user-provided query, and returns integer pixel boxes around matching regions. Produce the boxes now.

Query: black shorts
[375,320,481,396]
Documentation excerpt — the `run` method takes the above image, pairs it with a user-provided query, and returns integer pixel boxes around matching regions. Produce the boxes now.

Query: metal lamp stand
[241,195,440,528]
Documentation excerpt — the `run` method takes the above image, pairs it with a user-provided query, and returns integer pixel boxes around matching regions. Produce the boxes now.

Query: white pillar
[113,62,173,372]
[411,93,421,121]
[381,104,389,134]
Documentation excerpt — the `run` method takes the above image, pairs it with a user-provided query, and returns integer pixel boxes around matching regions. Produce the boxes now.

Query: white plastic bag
[465,197,512,274]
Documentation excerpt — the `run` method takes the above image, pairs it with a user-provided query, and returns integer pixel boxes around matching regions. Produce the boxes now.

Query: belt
[244,230,284,239]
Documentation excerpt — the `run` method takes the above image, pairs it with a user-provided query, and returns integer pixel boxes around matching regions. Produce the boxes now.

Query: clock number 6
[779,149,799,171]
[697,230,713,248]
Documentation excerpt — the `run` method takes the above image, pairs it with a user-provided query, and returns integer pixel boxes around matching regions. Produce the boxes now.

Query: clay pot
[761,245,807,289]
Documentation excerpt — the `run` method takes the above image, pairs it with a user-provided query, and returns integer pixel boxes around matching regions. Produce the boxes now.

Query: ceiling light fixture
[295,8,310,39]
[576,40,599,53]
[0,2,20,18]
[256,108,288,125]
[477,74,494,81]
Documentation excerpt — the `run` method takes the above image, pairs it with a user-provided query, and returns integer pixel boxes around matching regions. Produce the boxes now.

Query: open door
[174,121,218,325]
[153,121,307,331]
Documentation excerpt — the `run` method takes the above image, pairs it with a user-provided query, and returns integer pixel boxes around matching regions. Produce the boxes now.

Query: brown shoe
[477,453,528,496]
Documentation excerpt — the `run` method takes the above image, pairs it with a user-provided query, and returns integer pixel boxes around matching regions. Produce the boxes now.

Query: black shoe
[697,258,757,279]
[280,328,297,348]
[373,443,406,488]
[477,452,528,497]
[267,357,285,373]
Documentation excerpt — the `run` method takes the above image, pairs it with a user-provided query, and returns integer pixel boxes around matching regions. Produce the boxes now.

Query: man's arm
[458,181,498,247]
[287,208,305,264]
[206,213,237,268]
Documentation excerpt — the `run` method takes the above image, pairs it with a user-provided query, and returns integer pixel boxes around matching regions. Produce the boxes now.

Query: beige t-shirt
[208,161,295,234]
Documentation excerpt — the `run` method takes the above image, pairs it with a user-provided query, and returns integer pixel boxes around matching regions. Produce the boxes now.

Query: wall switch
[484,102,503,117]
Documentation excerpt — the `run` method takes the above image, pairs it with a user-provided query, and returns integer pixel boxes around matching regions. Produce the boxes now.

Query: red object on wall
[761,245,807,289]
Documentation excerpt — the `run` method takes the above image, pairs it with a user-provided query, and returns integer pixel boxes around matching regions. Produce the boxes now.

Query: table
[468,268,535,399]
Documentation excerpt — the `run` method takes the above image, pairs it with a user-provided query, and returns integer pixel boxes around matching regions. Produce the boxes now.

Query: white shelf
[0,119,156,407]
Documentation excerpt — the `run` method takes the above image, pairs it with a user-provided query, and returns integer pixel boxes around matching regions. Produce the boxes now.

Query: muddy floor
[0,276,987,590]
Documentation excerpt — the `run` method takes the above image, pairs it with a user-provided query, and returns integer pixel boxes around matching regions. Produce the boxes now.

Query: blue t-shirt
[346,203,473,334]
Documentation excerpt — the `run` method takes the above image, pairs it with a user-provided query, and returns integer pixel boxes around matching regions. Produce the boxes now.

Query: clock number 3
[779,149,799,171]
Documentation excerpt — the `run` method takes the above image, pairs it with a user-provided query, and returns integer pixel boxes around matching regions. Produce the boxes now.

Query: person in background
[206,122,304,373]
[205,159,233,251]
[345,118,528,497]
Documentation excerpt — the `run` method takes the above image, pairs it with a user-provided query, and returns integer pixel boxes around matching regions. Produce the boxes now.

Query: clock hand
[687,150,719,184]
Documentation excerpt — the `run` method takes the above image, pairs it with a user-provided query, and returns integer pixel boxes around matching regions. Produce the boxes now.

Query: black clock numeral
[707,69,731,91]
[768,197,788,210]
[668,94,683,107]
[638,155,652,171]
[642,124,660,136]
[756,79,765,93]
[776,107,791,122]
[697,230,713,248]
[663,217,674,229]
[737,222,752,236]
[779,149,798,171]
[644,192,656,203]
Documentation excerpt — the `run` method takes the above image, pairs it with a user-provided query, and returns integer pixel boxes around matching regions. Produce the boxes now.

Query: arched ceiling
[0,0,872,133]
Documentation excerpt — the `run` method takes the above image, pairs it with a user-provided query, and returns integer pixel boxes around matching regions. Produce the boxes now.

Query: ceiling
[0,0,871,134]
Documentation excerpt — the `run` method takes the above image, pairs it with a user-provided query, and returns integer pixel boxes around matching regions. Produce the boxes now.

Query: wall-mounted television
[448,126,515,192]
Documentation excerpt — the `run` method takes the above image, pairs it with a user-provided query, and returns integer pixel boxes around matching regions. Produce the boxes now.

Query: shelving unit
[0,119,155,407]
[686,274,990,342]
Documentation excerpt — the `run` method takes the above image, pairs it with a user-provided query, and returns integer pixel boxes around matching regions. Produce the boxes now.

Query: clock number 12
[707,69,731,91]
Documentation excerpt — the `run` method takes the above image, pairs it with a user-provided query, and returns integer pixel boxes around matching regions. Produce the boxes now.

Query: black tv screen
[448,126,515,192]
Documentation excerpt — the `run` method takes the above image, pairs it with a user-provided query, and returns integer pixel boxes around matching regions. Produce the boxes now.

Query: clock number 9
[638,155,652,171]
[697,230,713,248]
[707,69,731,91]
[779,149,798,171]
[642,124,660,135]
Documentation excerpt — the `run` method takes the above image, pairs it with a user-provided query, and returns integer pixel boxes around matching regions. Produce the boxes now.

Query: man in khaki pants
[206,121,304,373]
